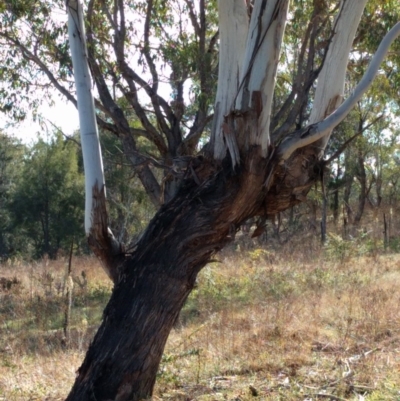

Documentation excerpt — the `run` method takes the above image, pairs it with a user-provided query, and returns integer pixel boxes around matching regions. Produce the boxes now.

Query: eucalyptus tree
[324,51,400,226]
[0,133,25,257]
[2,0,400,399]
[11,133,84,258]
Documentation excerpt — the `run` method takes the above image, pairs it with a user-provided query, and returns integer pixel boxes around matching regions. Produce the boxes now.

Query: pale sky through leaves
[2,99,79,143]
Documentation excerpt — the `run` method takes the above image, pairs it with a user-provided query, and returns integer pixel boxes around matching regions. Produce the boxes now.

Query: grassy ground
[1,237,400,400]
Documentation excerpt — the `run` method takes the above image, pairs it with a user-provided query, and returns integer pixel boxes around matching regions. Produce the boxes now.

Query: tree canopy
[1,1,399,207]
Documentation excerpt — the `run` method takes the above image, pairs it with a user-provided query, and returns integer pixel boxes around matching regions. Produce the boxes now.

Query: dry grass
[0,256,110,400]
[1,242,400,400]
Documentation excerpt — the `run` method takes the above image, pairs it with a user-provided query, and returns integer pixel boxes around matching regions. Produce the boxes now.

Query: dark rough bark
[88,185,125,283]
[332,187,339,225]
[66,145,320,401]
[343,151,354,226]
[321,191,327,243]
[354,151,367,225]
[375,170,383,208]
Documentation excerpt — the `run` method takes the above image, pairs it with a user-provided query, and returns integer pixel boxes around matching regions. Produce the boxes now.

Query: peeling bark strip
[88,184,124,282]
[235,0,290,156]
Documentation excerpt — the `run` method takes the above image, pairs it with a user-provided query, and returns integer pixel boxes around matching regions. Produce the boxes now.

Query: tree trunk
[332,166,341,226]
[375,160,383,208]
[66,256,194,400]
[66,145,319,400]
[354,151,366,225]
[343,149,353,226]
[321,188,327,243]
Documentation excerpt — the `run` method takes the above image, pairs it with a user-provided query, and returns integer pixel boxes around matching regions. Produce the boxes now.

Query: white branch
[212,0,249,161]
[66,0,105,234]
[308,0,368,126]
[278,21,400,161]
[236,0,289,156]
[212,0,289,165]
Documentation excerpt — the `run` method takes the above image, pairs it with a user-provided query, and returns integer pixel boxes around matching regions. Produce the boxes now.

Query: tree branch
[141,0,180,149]
[87,0,131,135]
[112,1,175,123]
[180,114,214,155]
[117,83,169,156]
[110,3,179,154]
[0,33,77,107]
[271,24,313,131]
[88,0,162,147]
[143,0,158,94]
[183,0,200,37]
[278,22,400,161]
[272,1,341,141]
[208,29,219,55]
[86,0,162,206]
[324,114,385,164]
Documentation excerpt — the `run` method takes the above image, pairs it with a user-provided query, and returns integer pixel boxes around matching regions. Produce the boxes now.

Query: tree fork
[87,184,125,283]
[65,146,320,401]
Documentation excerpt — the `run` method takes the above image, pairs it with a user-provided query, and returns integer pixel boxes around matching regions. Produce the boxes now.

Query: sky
[1,97,79,145]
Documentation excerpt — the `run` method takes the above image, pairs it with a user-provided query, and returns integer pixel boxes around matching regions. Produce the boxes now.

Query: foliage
[0,132,25,258]
[0,128,160,260]
[100,131,156,243]
[324,233,367,262]
[1,0,399,240]
[0,0,222,207]
[10,132,85,258]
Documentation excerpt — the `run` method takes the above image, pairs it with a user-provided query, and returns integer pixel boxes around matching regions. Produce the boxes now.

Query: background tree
[0,132,25,258]
[100,131,156,244]
[11,132,85,258]
[0,128,152,261]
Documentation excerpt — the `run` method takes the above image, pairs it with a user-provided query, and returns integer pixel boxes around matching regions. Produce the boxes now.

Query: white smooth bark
[236,0,289,155]
[278,21,400,161]
[213,0,248,162]
[66,0,105,234]
[308,0,368,151]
